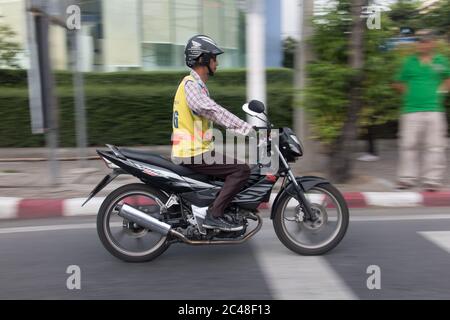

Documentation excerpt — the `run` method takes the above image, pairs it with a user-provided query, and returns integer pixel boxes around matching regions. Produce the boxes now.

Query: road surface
[1,208,450,299]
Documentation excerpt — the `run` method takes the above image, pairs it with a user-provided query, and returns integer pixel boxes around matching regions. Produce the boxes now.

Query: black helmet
[185,35,224,74]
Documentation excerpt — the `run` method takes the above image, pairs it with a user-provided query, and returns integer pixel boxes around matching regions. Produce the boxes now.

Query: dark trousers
[181,153,251,217]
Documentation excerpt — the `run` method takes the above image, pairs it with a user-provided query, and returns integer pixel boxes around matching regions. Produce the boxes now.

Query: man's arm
[185,80,253,136]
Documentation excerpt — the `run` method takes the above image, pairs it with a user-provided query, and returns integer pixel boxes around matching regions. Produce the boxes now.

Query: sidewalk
[1,142,450,220]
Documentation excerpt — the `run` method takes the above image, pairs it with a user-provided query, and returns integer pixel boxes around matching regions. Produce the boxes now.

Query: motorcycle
[83,100,349,262]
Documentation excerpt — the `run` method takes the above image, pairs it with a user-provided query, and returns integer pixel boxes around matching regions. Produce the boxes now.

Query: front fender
[270,176,329,220]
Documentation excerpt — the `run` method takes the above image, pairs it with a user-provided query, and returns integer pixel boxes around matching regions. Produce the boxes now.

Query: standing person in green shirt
[393,30,450,191]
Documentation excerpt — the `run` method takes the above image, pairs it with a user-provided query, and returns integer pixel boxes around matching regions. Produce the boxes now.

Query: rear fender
[82,169,124,206]
[82,150,141,206]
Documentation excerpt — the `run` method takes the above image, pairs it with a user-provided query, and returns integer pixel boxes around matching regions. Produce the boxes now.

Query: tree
[420,0,450,40]
[304,0,401,182]
[327,0,366,182]
[0,19,21,68]
[388,0,422,32]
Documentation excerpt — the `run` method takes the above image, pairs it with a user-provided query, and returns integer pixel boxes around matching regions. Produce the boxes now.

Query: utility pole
[70,0,88,168]
[294,0,320,173]
[245,0,266,127]
[25,0,44,135]
[29,0,60,186]
[71,30,88,167]
[28,1,88,179]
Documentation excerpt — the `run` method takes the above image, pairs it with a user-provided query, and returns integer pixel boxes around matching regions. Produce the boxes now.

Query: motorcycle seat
[120,148,210,183]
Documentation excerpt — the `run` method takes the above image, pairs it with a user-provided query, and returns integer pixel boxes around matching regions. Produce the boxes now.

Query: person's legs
[357,125,379,161]
[357,125,380,161]
[209,162,250,216]
[423,112,447,188]
[183,154,251,230]
[397,113,423,187]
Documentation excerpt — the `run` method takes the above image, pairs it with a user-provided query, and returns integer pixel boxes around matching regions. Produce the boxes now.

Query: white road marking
[251,222,357,300]
[0,223,96,234]
[418,231,450,254]
[0,222,122,234]
[1,215,450,235]
[0,197,20,219]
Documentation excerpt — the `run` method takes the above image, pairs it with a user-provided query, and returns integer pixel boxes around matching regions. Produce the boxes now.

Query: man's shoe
[203,214,244,231]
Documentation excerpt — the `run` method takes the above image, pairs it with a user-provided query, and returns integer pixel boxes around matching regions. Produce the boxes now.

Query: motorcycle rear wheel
[97,183,171,262]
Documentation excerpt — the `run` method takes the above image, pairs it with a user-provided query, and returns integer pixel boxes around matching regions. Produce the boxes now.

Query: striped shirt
[184,70,252,136]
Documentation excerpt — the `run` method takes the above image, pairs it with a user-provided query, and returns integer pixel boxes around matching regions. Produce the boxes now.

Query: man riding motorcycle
[171,35,253,232]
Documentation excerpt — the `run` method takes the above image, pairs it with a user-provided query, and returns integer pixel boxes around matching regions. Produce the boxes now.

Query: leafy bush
[304,1,450,146]
[0,69,294,147]
[0,68,293,87]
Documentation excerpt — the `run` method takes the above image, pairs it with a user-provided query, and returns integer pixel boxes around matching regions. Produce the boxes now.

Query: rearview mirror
[242,100,265,116]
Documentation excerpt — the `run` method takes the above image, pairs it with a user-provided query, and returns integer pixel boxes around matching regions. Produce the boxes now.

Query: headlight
[289,143,301,155]
[289,134,303,155]
[290,134,300,145]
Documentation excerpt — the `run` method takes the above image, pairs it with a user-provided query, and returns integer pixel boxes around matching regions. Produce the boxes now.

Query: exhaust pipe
[118,204,172,236]
[117,203,264,245]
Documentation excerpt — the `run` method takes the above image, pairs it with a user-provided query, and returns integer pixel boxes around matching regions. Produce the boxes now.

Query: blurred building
[102,0,246,71]
[0,0,282,71]
[0,0,69,69]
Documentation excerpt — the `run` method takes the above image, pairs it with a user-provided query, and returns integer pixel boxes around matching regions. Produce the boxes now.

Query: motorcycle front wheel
[273,183,349,255]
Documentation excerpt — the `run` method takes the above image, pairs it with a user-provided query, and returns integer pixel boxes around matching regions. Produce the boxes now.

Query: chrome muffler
[118,204,172,236]
[117,203,263,245]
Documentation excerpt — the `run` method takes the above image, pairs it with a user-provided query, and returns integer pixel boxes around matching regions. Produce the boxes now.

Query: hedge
[0,68,294,88]
[0,69,294,147]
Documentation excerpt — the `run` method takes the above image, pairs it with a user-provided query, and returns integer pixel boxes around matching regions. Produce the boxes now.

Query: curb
[1,191,450,220]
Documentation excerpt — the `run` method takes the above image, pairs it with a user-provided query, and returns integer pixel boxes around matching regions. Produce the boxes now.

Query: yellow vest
[171,75,214,158]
